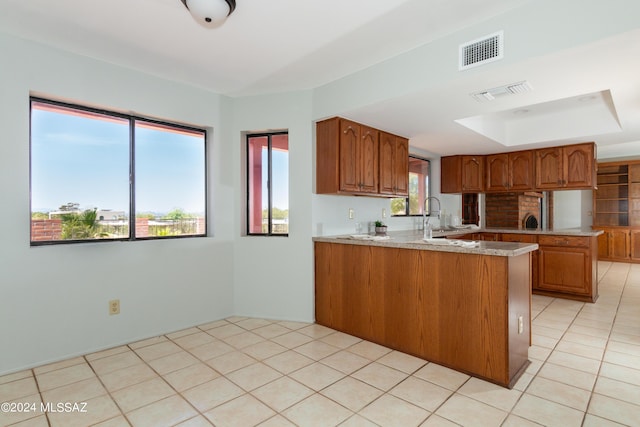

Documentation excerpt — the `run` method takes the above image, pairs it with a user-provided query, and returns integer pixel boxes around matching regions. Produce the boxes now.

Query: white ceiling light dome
[181,0,236,25]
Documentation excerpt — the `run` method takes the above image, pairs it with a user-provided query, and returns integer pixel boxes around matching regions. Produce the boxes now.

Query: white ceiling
[1,0,639,159]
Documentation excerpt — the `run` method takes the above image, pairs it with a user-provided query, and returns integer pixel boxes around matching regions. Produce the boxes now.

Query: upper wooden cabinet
[441,155,484,193]
[535,142,596,190]
[379,131,409,196]
[316,117,381,195]
[485,150,534,192]
[442,142,594,194]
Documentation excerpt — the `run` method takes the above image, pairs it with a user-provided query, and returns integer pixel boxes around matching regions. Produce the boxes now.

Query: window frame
[391,155,431,217]
[245,131,289,237]
[29,96,208,245]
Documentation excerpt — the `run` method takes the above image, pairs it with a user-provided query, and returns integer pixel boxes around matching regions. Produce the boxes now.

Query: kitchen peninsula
[313,232,537,388]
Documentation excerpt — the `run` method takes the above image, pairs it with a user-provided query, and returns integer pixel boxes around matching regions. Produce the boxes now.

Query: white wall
[230,91,315,322]
[553,190,593,229]
[0,34,236,375]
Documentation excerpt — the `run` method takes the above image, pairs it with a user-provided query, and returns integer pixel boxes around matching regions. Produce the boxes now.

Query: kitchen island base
[314,242,531,388]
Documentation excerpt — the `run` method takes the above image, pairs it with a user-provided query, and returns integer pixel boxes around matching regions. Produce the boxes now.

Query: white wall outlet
[518,315,524,334]
[109,299,120,315]
[348,208,354,219]
[382,208,386,218]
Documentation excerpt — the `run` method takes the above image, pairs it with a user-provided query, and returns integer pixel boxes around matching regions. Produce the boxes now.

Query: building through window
[30,98,206,244]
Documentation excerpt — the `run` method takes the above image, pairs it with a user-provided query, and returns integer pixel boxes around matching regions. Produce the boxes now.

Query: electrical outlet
[382,208,386,218]
[348,208,354,219]
[518,315,523,334]
[109,299,120,315]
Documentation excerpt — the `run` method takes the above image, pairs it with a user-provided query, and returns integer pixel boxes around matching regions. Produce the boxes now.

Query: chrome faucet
[423,196,441,239]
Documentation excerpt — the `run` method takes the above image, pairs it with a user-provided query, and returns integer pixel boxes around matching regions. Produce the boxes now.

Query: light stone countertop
[313,230,538,257]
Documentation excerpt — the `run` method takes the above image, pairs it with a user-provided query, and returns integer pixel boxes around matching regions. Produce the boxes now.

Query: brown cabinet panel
[486,154,509,192]
[501,234,538,243]
[338,120,361,192]
[318,117,399,196]
[510,150,535,191]
[485,151,534,192]
[564,144,595,188]
[535,143,595,190]
[394,137,409,195]
[360,125,379,194]
[535,147,563,189]
[462,156,484,192]
[610,229,630,259]
[538,235,590,248]
[441,156,462,194]
[379,132,409,196]
[631,230,640,261]
[538,246,590,296]
[314,241,530,388]
[441,155,484,193]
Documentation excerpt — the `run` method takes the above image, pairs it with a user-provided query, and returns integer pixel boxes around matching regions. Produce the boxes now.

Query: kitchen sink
[410,238,479,247]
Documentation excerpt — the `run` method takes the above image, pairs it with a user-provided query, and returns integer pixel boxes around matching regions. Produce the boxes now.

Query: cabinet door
[565,144,595,188]
[359,125,379,194]
[378,132,396,195]
[394,137,409,195]
[339,120,361,192]
[510,151,534,191]
[596,229,610,259]
[631,230,640,261]
[538,246,590,295]
[462,156,484,192]
[378,133,408,196]
[535,147,563,189]
[441,156,462,193]
[485,154,509,192]
[609,229,630,260]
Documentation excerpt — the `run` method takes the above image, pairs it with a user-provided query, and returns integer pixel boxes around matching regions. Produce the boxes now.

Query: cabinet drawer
[501,233,538,243]
[538,235,589,247]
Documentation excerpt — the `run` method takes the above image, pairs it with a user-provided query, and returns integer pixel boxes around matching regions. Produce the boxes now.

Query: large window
[391,156,431,216]
[30,98,206,244]
[246,132,289,236]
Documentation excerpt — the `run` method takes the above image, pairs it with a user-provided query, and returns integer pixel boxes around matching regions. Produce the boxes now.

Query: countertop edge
[313,235,538,257]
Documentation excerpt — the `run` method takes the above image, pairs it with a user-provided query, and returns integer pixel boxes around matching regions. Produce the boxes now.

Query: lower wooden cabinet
[632,230,640,261]
[314,241,531,388]
[447,232,599,301]
[536,235,598,302]
[594,227,640,262]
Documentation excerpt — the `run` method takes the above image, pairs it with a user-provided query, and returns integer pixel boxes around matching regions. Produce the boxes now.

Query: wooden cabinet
[444,143,593,194]
[537,235,597,302]
[535,143,596,190]
[315,241,531,388]
[485,151,534,192]
[631,230,640,261]
[441,155,484,193]
[593,160,640,263]
[316,117,412,197]
[379,132,409,196]
[595,227,632,261]
[501,233,538,289]
[339,120,379,194]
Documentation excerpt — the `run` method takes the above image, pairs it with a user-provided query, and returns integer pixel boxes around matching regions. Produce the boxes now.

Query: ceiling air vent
[470,80,532,102]
[459,31,504,70]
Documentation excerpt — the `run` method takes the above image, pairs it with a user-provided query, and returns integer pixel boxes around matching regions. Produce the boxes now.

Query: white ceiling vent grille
[459,31,504,70]
[470,80,533,102]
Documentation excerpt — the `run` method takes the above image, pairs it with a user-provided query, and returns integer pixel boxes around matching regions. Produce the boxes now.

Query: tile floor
[1,261,639,427]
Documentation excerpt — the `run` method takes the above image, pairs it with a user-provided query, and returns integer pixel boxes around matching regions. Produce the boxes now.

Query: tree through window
[30,98,206,244]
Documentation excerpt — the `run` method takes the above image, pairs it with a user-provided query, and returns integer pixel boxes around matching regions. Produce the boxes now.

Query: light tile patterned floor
[1,261,638,426]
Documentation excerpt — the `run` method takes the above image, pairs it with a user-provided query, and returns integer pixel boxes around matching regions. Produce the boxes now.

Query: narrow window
[391,156,430,216]
[246,132,289,235]
[30,98,206,244]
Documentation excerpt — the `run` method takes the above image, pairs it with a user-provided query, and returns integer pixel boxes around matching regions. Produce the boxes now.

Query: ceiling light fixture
[180,0,236,25]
